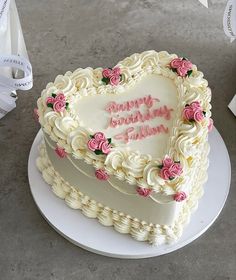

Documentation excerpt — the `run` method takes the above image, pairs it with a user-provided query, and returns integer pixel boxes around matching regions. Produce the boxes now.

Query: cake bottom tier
[36,141,208,245]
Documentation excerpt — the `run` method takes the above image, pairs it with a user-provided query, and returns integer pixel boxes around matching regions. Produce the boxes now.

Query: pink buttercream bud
[98,140,111,154]
[111,67,121,76]
[177,66,188,77]
[168,163,183,177]
[160,157,183,180]
[95,169,109,180]
[109,75,120,86]
[208,118,214,132]
[182,60,193,69]
[193,109,204,122]
[55,93,66,103]
[102,68,112,78]
[183,106,194,121]
[162,156,174,168]
[55,146,67,158]
[170,58,192,77]
[87,138,99,151]
[46,96,55,105]
[190,101,201,110]
[94,132,106,142]
[160,167,171,180]
[136,187,152,197]
[53,100,66,112]
[170,58,183,68]
[174,191,187,202]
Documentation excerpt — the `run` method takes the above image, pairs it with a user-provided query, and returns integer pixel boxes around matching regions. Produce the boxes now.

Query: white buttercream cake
[35,50,213,245]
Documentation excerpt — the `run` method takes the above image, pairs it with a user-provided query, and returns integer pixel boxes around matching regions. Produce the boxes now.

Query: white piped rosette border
[36,50,212,201]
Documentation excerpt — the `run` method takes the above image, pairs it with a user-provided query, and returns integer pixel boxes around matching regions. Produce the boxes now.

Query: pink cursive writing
[114,125,169,143]
[108,105,173,128]
[105,95,159,113]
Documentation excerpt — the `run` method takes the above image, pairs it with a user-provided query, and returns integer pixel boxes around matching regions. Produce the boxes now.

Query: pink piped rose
[110,75,120,86]
[170,58,183,68]
[46,92,68,113]
[55,146,67,158]
[98,140,111,154]
[190,101,201,110]
[163,156,174,168]
[53,100,66,112]
[170,57,193,77]
[46,97,55,105]
[159,156,183,180]
[87,132,112,155]
[94,132,106,142]
[208,118,214,132]
[102,67,122,86]
[111,67,121,76]
[193,109,204,122]
[55,93,66,103]
[102,68,112,78]
[183,106,194,120]
[177,66,188,77]
[183,101,205,122]
[174,191,187,202]
[87,138,99,151]
[95,169,109,180]
[136,187,152,197]
[182,60,193,69]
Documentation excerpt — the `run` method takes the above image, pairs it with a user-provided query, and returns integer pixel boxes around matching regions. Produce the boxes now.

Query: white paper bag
[0,0,33,119]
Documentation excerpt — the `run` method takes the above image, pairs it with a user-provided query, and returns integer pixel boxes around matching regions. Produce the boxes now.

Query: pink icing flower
[168,163,183,178]
[110,75,120,86]
[190,101,201,110]
[174,191,187,202]
[111,67,121,76]
[87,138,99,151]
[182,60,193,69]
[160,167,172,180]
[208,118,214,132]
[136,187,152,197]
[170,57,193,77]
[183,106,194,120]
[159,156,183,180]
[102,68,112,78]
[46,96,55,105]
[193,109,204,122]
[162,156,174,168]
[98,140,111,154]
[33,108,39,122]
[183,102,205,122]
[53,100,66,112]
[55,93,66,103]
[177,66,188,77]
[170,58,183,68]
[94,132,106,142]
[95,169,109,180]
[55,146,67,158]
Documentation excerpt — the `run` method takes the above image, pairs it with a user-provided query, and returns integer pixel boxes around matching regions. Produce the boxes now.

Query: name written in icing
[105,94,173,143]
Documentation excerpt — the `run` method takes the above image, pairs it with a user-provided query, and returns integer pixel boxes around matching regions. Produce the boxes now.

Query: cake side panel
[43,132,182,226]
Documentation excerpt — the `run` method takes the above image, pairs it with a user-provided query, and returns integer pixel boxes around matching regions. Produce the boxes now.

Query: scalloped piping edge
[36,141,209,246]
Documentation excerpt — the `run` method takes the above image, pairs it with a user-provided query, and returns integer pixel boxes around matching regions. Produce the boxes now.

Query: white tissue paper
[0,0,33,119]
[223,0,236,42]
[228,95,236,116]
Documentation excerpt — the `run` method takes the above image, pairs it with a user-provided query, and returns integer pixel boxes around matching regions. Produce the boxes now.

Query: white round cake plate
[28,128,231,259]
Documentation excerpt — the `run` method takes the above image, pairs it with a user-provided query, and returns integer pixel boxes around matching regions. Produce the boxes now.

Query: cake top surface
[36,50,212,199]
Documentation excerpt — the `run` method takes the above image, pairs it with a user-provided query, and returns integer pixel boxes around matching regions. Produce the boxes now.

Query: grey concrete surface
[0,0,235,279]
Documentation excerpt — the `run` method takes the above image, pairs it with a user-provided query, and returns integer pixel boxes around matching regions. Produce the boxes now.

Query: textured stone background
[0,0,235,279]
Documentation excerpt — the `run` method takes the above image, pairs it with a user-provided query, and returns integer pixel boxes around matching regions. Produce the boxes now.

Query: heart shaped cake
[35,50,213,245]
